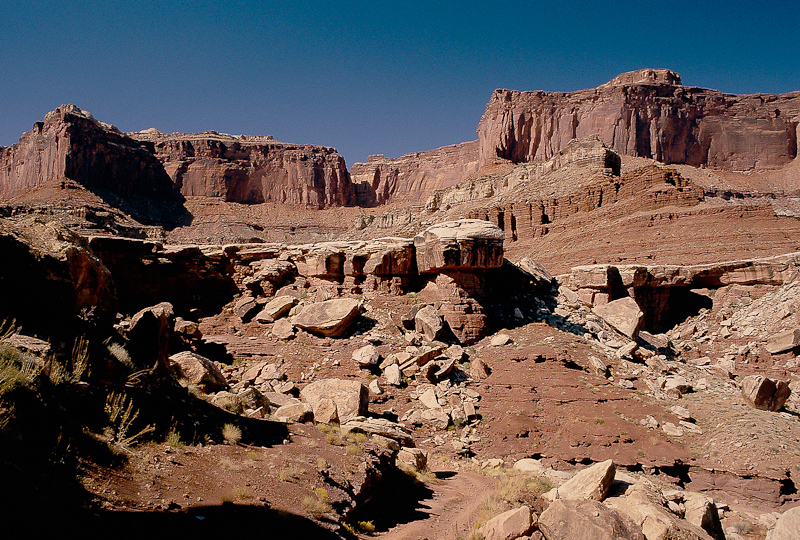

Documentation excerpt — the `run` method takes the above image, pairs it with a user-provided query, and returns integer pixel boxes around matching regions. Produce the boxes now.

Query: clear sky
[2,0,798,166]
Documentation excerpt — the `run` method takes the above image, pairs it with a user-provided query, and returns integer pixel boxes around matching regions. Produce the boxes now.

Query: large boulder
[767,506,800,540]
[479,505,535,540]
[606,479,715,540]
[545,459,616,502]
[741,375,791,412]
[414,219,504,273]
[683,492,725,540]
[592,297,644,339]
[292,298,362,337]
[538,499,645,540]
[352,344,380,367]
[254,295,298,323]
[414,305,446,341]
[300,378,368,423]
[127,302,174,370]
[168,351,227,392]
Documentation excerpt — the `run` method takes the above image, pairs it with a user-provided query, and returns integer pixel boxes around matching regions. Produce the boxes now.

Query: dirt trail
[378,467,497,540]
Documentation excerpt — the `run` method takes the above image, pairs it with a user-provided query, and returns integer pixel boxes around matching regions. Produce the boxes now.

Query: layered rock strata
[129,130,355,208]
[349,140,480,205]
[478,68,800,172]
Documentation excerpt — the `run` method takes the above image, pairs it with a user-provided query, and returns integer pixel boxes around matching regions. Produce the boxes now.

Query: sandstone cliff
[349,140,480,205]
[0,105,176,201]
[477,68,800,172]
[130,130,355,208]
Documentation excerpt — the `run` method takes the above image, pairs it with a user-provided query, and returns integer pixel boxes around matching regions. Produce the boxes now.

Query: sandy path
[378,467,497,540]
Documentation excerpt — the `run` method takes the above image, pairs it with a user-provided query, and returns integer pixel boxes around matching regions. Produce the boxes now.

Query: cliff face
[0,105,175,200]
[477,69,800,172]
[131,130,355,209]
[349,140,480,206]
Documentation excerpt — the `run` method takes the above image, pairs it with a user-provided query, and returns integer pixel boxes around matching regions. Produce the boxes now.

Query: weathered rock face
[350,140,480,205]
[414,219,504,273]
[477,68,800,172]
[0,217,116,337]
[0,105,177,202]
[130,130,355,208]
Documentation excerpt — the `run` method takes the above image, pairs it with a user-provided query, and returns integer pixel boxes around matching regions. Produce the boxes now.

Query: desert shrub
[0,343,40,397]
[302,487,332,517]
[104,391,155,446]
[345,444,361,456]
[344,431,367,445]
[279,465,301,482]
[165,428,184,448]
[357,520,375,533]
[222,423,242,445]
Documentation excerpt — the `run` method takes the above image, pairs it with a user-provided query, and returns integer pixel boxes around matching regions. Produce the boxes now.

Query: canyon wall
[130,130,355,209]
[477,69,800,172]
[0,105,175,200]
[349,140,480,206]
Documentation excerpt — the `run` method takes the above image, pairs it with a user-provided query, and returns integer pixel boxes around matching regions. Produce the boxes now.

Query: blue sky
[2,1,798,165]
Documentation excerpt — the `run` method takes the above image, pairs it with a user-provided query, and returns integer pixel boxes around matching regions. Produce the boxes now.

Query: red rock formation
[349,141,480,205]
[477,69,800,172]
[0,105,175,201]
[131,130,355,208]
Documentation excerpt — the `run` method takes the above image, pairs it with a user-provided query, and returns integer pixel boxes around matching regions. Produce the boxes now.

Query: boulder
[517,257,554,284]
[414,305,446,341]
[1,334,52,358]
[741,375,791,411]
[592,297,643,339]
[300,378,368,423]
[292,298,362,337]
[607,479,715,540]
[233,296,260,321]
[479,506,535,540]
[397,447,428,472]
[490,334,513,347]
[765,329,800,354]
[271,318,295,339]
[683,492,725,540]
[254,295,298,323]
[312,397,339,424]
[470,356,491,379]
[168,351,227,392]
[767,506,800,540]
[414,219,505,273]
[127,302,174,370]
[538,499,645,540]
[384,364,402,386]
[342,417,414,446]
[274,402,313,423]
[546,459,616,502]
[352,344,381,367]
